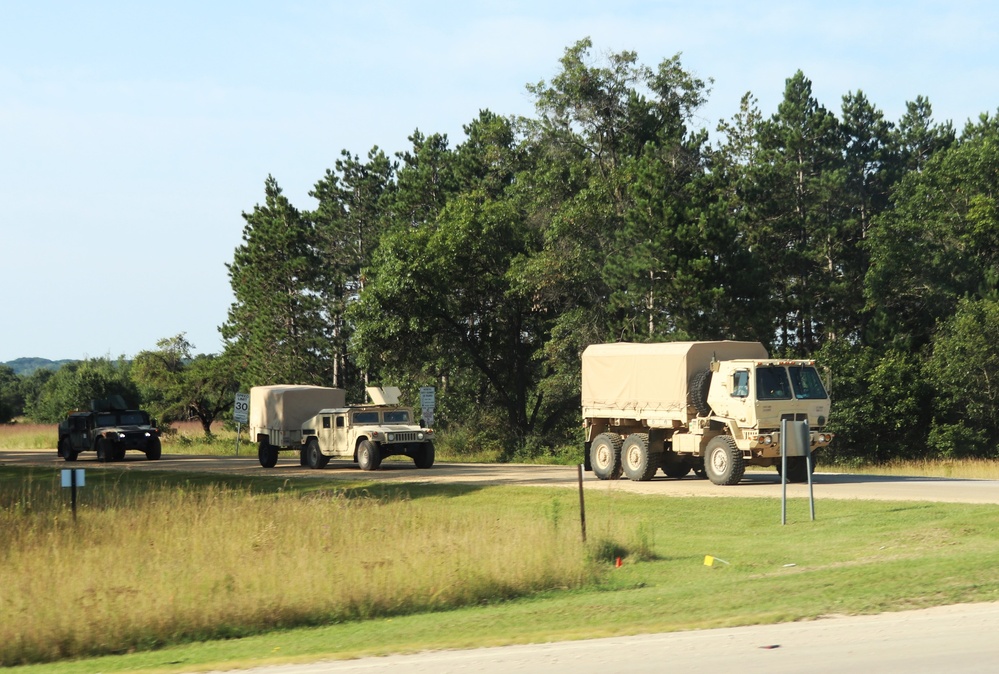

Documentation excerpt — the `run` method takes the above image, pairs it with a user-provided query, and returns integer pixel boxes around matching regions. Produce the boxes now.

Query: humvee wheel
[305,438,329,469]
[258,440,278,468]
[414,441,435,469]
[145,437,162,460]
[591,433,623,480]
[113,445,126,462]
[59,438,79,462]
[357,440,381,471]
[96,438,111,463]
[704,435,745,485]
[622,433,657,481]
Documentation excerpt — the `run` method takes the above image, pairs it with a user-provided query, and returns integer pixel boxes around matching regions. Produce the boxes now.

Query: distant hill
[3,357,77,376]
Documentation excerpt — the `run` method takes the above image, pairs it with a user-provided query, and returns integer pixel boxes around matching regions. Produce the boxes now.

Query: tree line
[5,39,999,463]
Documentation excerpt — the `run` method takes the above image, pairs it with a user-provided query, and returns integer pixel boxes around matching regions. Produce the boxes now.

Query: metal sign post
[780,419,815,525]
[419,386,436,428]
[233,392,250,456]
[61,468,85,522]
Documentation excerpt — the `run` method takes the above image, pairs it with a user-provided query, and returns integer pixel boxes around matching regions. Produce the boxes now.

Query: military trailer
[299,387,435,471]
[57,396,162,462]
[250,385,347,468]
[250,385,434,470]
[582,341,833,486]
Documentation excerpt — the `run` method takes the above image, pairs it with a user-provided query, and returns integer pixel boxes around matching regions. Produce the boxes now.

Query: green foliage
[0,365,23,423]
[25,357,139,423]
[926,298,999,457]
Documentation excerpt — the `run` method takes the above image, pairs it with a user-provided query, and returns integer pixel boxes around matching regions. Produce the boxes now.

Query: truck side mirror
[419,419,426,428]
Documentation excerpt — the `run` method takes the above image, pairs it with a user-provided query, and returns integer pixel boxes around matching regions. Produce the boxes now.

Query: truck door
[729,369,753,424]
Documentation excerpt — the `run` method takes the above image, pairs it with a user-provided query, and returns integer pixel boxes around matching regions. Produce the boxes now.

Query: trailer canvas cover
[581,341,769,415]
[249,385,346,433]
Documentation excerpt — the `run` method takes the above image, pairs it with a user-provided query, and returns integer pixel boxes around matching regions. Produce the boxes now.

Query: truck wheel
[305,438,329,469]
[258,440,278,468]
[622,433,658,481]
[96,438,111,463]
[688,370,713,416]
[414,442,435,469]
[776,456,812,483]
[113,445,126,461]
[704,436,744,485]
[661,453,691,479]
[357,440,381,471]
[145,437,162,460]
[591,433,623,480]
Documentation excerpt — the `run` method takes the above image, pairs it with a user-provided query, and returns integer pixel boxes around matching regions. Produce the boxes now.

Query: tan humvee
[582,341,833,485]
[299,387,435,470]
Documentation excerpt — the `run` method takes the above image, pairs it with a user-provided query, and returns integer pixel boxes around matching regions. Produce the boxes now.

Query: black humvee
[57,395,161,462]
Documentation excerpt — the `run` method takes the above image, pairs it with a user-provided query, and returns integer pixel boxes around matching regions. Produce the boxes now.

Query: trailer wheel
[622,433,658,481]
[96,437,111,463]
[145,438,162,460]
[688,370,713,416]
[591,433,623,480]
[258,439,278,468]
[704,435,744,485]
[358,440,381,471]
[414,441,435,469]
[305,438,329,469]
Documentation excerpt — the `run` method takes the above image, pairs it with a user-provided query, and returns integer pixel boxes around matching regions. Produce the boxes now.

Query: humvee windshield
[383,410,410,423]
[97,413,117,427]
[353,411,380,424]
[788,365,828,400]
[120,411,148,425]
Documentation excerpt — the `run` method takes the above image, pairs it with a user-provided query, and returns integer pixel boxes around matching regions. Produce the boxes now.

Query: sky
[1,0,996,363]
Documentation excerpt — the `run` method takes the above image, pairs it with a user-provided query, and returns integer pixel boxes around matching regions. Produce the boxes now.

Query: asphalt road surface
[5,448,999,504]
[205,602,999,674]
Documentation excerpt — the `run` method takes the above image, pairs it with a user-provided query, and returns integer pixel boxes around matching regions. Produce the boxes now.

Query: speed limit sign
[233,393,250,424]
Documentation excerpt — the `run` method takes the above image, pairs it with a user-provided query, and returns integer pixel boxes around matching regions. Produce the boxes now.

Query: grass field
[4,465,999,673]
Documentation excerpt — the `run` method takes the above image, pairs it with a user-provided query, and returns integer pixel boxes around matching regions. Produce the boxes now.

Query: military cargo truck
[582,341,833,485]
[250,385,434,470]
[57,396,161,462]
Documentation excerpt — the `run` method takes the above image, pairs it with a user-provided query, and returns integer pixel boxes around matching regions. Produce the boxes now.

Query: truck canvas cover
[250,385,347,431]
[581,341,769,415]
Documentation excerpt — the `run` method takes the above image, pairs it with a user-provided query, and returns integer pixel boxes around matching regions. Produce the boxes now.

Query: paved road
[5,449,999,504]
[208,602,999,674]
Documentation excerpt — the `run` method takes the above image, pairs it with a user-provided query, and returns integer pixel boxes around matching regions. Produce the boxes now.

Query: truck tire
[661,452,691,479]
[357,440,381,471]
[96,437,111,463]
[145,438,162,460]
[777,456,813,483]
[305,438,329,469]
[622,433,658,481]
[704,435,744,485]
[258,440,278,468]
[113,445,126,461]
[414,441,435,469]
[688,370,713,416]
[591,433,623,480]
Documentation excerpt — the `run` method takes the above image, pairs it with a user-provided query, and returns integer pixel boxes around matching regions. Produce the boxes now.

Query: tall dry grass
[0,475,595,666]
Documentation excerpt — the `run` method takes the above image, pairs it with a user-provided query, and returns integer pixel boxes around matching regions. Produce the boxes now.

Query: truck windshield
[756,367,791,400]
[120,412,147,425]
[383,410,410,423]
[788,366,828,400]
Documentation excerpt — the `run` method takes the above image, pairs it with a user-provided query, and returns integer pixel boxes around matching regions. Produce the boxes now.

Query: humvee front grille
[388,432,419,443]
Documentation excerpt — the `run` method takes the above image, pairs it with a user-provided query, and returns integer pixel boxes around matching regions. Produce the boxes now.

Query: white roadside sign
[233,392,250,424]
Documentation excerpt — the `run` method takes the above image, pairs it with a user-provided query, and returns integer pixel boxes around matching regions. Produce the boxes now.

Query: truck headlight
[118,433,126,439]
[417,432,425,440]
[387,433,395,442]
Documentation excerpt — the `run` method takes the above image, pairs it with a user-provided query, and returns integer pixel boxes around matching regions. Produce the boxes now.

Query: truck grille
[389,432,419,443]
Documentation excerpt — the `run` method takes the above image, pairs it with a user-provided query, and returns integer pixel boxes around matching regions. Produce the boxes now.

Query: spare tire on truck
[688,369,713,416]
